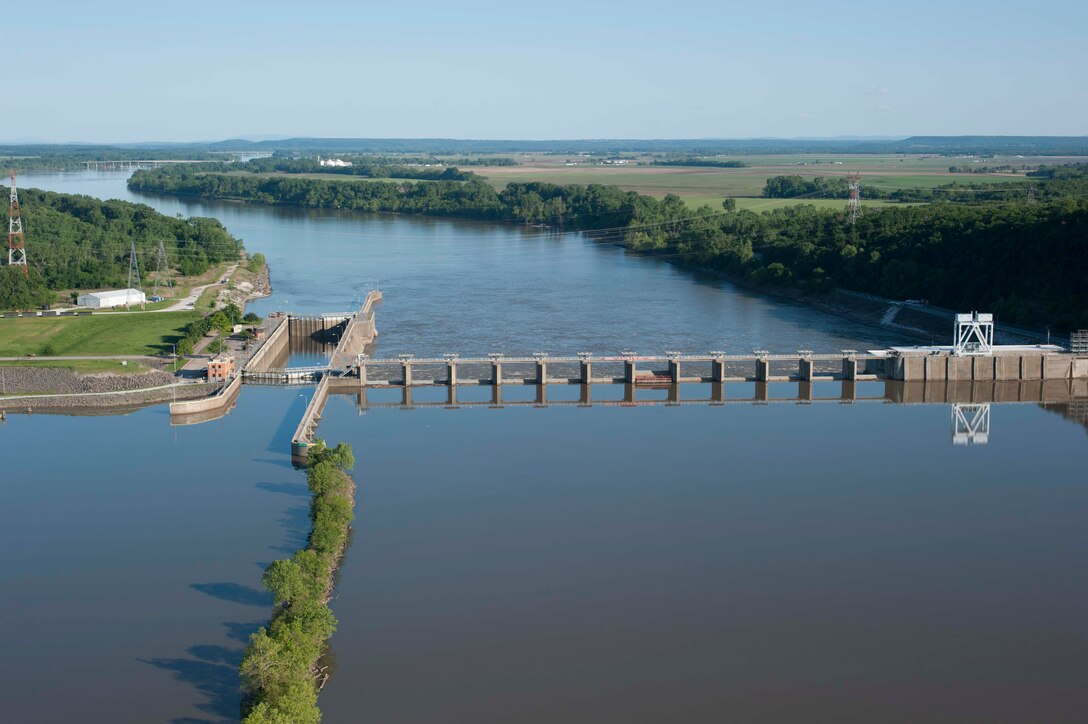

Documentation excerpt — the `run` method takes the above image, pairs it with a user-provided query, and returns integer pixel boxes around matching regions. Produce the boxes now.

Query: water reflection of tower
[952,403,990,445]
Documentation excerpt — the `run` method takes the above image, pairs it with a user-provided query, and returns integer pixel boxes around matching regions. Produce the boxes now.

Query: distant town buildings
[76,288,146,309]
[318,157,353,167]
[207,353,236,382]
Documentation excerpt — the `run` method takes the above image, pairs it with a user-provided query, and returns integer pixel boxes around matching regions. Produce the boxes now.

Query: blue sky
[9,0,1088,142]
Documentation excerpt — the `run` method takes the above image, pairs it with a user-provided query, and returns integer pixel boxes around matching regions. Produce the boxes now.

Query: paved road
[161,263,239,312]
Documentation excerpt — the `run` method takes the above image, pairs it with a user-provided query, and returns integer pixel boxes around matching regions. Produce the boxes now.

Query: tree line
[239,156,475,180]
[129,167,1088,332]
[762,165,1088,204]
[651,157,749,168]
[1,145,219,171]
[0,186,244,310]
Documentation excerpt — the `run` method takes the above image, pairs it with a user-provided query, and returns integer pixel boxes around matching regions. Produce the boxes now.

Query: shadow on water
[140,641,243,724]
[251,457,300,471]
[256,480,312,555]
[190,582,272,608]
[265,394,313,454]
[256,480,310,497]
[270,504,311,555]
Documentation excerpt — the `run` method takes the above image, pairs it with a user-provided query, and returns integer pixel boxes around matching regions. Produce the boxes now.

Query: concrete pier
[712,357,726,383]
[800,356,815,381]
[580,359,592,384]
[668,357,681,383]
[842,356,859,381]
[755,357,770,382]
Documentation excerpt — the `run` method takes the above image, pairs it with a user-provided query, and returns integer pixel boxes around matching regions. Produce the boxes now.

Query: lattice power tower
[7,172,27,276]
[846,171,862,223]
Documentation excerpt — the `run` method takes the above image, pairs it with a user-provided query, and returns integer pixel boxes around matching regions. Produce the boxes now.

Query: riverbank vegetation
[130,165,1088,330]
[0,185,245,310]
[240,441,356,724]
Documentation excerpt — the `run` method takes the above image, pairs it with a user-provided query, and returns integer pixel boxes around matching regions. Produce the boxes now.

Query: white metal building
[76,288,146,309]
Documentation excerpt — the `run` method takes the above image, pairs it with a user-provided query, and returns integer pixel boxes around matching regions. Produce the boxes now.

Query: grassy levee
[240,441,356,724]
[0,312,200,357]
[0,359,150,373]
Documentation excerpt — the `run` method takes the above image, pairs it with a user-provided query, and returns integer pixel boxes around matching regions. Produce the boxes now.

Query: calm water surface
[0,171,1085,722]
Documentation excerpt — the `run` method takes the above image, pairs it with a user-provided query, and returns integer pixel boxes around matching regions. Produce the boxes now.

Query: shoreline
[125,186,1004,347]
[0,260,272,412]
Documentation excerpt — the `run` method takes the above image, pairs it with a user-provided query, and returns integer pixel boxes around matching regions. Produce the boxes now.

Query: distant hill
[886,136,1088,155]
[6,136,1088,163]
[193,136,1088,156]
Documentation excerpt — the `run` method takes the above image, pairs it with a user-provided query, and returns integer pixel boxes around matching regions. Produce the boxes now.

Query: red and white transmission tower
[846,171,861,224]
[8,172,28,276]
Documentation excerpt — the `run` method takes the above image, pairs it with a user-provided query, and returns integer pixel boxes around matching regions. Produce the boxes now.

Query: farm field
[0,312,199,357]
[467,153,1069,208]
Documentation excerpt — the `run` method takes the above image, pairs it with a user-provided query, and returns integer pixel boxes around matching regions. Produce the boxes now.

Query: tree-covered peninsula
[129,167,1088,331]
[0,185,244,310]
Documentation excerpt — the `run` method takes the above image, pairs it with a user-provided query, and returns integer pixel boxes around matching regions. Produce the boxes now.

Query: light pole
[171,343,177,403]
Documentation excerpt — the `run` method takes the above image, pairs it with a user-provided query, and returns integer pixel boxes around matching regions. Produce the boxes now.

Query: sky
[7,0,1088,143]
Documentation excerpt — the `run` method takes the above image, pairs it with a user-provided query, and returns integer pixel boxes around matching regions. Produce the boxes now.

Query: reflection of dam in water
[284,378,1088,464]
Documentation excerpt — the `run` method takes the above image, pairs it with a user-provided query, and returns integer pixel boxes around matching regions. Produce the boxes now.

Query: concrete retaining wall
[896,352,1081,382]
[168,375,242,416]
[244,317,290,372]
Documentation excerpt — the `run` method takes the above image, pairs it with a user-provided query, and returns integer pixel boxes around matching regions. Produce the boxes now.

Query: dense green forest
[129,167,1088,331]
[0,186,243,309]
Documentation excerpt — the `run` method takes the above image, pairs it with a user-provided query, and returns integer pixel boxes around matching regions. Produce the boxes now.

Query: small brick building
[207,354,236,382]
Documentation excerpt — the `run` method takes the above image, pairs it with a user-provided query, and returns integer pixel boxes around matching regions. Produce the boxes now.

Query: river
[1,171,1086,723]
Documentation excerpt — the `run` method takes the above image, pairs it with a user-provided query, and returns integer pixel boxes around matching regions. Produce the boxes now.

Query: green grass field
[0,312,199,357]
[0,359,151,373]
